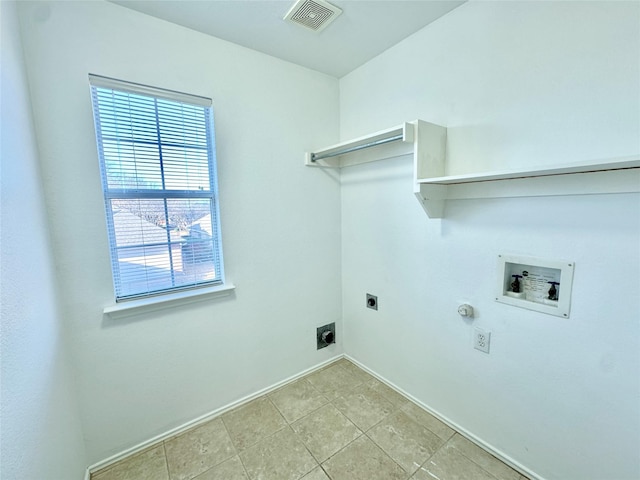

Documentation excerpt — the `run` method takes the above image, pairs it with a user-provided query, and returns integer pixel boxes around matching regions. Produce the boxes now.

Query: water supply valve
[457,304,474,317]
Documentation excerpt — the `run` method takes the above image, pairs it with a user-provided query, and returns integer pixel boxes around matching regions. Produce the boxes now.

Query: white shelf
[306,120,640,219]
[415,156,640,217]
[417,157,640,185]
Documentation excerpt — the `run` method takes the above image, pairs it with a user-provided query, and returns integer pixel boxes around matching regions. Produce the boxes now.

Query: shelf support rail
[310,133,404,163]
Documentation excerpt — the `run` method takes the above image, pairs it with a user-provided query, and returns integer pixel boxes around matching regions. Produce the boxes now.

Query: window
[89,75,225,301]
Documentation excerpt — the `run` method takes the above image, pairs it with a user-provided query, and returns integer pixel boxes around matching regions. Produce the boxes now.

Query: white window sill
[103,284,236,319]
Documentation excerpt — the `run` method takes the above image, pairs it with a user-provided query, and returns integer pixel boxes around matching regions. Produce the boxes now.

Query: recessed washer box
[496,254,575,318]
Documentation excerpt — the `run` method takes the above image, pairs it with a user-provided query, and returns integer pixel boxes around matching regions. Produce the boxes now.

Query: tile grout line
[294,428,323,480]
[413,434,505,480]
[160,442,172,480]
[295,369,368,474]
[361,429,412,478]
[261,395,322,479]
[361,413,435,478]
[318,463,333,480]
[217,414,251,480]
[413,434,461,480]
[445,434,512,480]
[90,442,166,479]
[311,378,409,478]
[265,386,344,480]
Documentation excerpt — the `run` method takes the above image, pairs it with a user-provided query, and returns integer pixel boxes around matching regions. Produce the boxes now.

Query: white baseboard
[86,353,541,480]
[85,354,344,477]
[343,354,542,480]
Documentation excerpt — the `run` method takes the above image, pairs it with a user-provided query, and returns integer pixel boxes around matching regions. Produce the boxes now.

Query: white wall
[0,2,87,478]
[17,0,341,463]
[12,1,640,476]
[340,2,639,480]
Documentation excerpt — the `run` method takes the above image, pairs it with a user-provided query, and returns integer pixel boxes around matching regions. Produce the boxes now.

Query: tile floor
[91,359,530,480]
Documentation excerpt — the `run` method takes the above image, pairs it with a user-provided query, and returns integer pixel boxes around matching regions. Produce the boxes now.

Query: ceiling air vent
[284,0,342,33]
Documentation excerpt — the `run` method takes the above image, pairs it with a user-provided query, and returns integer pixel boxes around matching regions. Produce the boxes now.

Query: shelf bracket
[414,183,447,218]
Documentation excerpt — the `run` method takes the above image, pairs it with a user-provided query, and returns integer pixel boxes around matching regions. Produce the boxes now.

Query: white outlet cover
[474,327,491,354]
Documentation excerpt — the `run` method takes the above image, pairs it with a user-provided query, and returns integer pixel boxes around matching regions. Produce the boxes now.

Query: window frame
[89,74,226,303]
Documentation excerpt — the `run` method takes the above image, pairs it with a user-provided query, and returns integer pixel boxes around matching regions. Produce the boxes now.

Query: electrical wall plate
[366,294,378,310]
[473,327,491,353]
[496,254,575,318]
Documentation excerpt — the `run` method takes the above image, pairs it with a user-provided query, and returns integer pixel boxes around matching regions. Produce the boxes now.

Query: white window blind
[89,75,225,301]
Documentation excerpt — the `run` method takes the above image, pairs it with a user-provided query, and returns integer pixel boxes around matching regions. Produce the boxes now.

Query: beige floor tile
[193,456,248,480]
[401,402,455,441]
[335,359,377,384]
[305,363,363,400]
[449,434,521,480]
[301,466,331,480]
[411,443,496,480]
[239,427,318,480]
[292,403,362,462]
[333,383,395,431]
[322,435,408,480]
[366,378,411,409]
[222,397,287,451]
[92,445,169,480]
[164,418,236,480]
[269,378,329,423]
[367,410,445,474]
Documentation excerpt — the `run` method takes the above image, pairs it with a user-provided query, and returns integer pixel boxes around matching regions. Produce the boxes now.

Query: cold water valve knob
[457,304,474,318]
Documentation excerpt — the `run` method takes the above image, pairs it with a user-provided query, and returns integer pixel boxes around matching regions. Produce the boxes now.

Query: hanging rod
[310,133,405,162]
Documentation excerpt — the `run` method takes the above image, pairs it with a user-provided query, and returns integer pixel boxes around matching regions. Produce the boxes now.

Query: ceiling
[109,0,465,78]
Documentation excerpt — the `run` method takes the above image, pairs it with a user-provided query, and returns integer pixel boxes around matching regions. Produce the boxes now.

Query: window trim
[103,283,236,319]
[89,74,211,107]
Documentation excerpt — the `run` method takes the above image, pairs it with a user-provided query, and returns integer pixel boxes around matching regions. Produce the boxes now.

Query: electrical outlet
[366,294,378,310]
[473,327,491,354]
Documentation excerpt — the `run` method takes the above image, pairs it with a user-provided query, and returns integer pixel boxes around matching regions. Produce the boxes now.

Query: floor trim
[85,354,344,477]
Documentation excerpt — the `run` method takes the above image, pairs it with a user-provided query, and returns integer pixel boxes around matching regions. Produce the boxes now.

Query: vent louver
[284,0,342,33]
